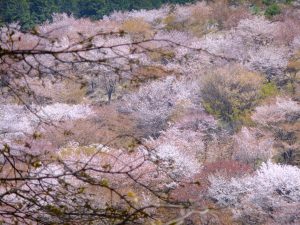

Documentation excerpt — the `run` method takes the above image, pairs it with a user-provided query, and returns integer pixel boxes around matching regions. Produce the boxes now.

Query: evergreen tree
[0,0,31,29]
[56,0,79,15]
[108,0,132,12]
[29,0,59,24]
[77,0,108,19]
[0,0,197,29]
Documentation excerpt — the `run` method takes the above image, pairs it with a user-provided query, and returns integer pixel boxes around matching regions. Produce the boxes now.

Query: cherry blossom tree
[209,161,300,224]
[252,97,300,125]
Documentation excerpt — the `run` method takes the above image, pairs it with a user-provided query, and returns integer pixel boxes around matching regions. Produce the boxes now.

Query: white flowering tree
[209,162,300,224]
[252,97,300,125]
[232,127,274,165]
[121,76,201,138]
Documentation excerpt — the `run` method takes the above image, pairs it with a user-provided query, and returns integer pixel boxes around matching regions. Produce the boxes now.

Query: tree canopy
[0,0,196,29]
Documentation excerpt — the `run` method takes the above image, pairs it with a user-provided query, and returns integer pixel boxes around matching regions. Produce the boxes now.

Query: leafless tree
[0,23,222,224]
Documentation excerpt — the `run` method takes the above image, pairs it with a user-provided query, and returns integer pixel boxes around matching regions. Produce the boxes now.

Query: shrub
[250,5,261,15]
[43,104,137,149]
[162,13,186,31]
[260,81,278,98]
[34,79,87,104]
[273,14,300,45]
[211,0,231,28]
[201,65,263,127]
[131,65,170,87]
[147,48,175,63]
[287,51,300,72]
[222,6,251,29]
[121,18,154,41]
[286,51,300,95]
[188,2,214,36]
[265,4,281,17]
[262,0,273,5]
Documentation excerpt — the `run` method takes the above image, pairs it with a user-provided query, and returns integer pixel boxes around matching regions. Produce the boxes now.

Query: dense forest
[0,0,195,29]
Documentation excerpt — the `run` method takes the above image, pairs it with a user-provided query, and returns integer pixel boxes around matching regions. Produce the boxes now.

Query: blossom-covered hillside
[0,0,299,224]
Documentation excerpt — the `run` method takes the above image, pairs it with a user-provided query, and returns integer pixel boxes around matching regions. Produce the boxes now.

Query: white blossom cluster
[233,127,274,164]
[37,103,92,121]
[153,143,202,178]
[189,17,293,78]
[0,104,92,140]
[121,76,200,137]
[144,126,204,179]
[252,97,300,125]
[107,6,170,23]
[209,161,300,224]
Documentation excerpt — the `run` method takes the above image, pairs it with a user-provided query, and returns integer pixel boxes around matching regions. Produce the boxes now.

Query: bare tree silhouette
[0,22,222,225]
